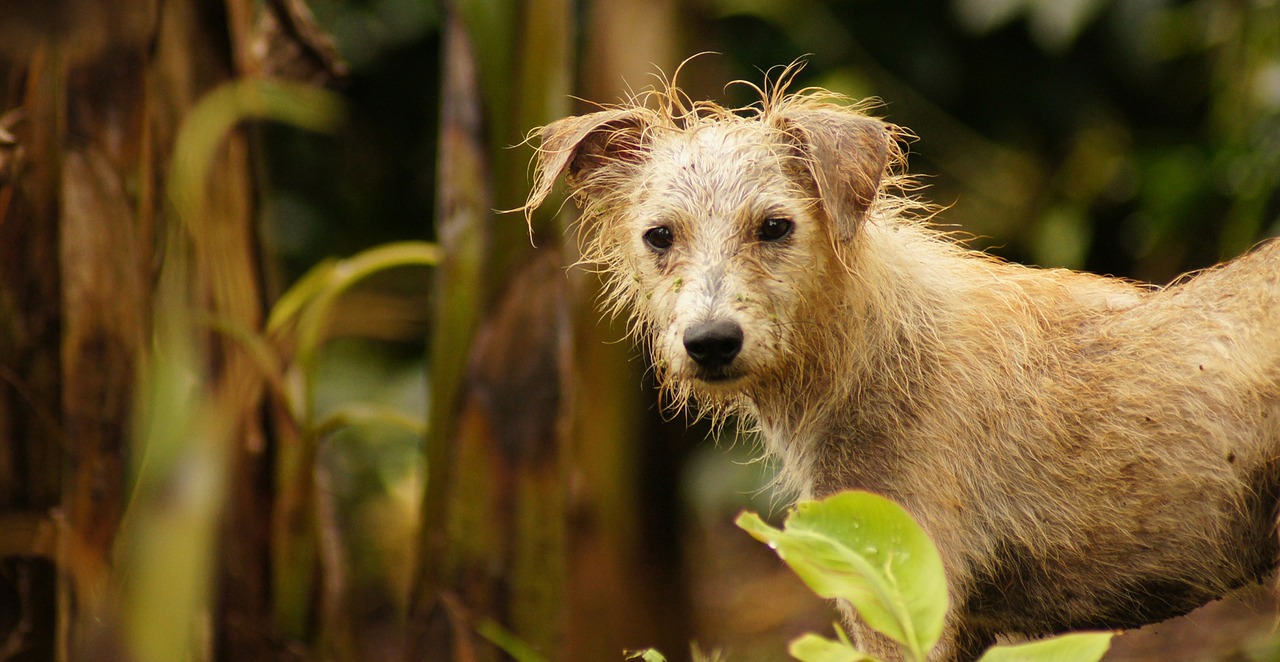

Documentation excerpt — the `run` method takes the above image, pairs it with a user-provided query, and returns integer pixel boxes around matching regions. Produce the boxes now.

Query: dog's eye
[758,217,794,242]
[643,226,674,252]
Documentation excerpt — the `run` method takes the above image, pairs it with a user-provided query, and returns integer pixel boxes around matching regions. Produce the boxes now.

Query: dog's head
[526,86,899,410]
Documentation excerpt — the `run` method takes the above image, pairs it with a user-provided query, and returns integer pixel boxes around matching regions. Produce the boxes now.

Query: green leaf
[976,631,1113,662]
[266,257,338,334]
[169,79,344,228]
[736,491,948,661]
[476,617,551,662]
[789,632,882,662]
[281,241,441,424]
[625,649,669,662]
[312,403,427,440]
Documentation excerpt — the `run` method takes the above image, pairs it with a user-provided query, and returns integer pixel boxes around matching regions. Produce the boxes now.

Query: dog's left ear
[774,107,893,241]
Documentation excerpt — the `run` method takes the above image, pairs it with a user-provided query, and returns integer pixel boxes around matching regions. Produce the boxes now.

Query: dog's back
[890,237,1280,645]
[785,223,1280,652]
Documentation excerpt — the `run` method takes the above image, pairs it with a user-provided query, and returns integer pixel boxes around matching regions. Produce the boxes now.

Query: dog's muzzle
[683,319,744,378]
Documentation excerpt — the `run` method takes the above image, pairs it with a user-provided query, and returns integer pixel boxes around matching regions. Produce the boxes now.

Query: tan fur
[524,72,1280,660]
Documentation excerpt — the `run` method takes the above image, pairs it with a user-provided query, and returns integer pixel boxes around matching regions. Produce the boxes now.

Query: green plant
[626,645,726,662]
[114,77,347,661]
[261,240,439,638]
[736,491,1114,662]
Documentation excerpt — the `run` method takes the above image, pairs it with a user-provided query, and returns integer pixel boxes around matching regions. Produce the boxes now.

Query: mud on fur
[524,66,1280,661]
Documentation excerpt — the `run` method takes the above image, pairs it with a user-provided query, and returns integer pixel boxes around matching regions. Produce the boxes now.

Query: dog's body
[525,79,1280,660]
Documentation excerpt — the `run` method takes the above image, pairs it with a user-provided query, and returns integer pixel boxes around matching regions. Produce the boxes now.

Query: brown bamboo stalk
[0,1,283,658]
[566,2,696,657]
[407,0,574,659]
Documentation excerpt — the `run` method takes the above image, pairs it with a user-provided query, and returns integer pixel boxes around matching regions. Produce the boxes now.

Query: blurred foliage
[118,76,346,661]
[627,645,728,662]
[739,492,1113,662]
[263,240,436,643]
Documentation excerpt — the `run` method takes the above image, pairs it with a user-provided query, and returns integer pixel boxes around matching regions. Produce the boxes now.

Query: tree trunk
[406,0,573,659]
[566,2,695,658]
[0,1,307,658]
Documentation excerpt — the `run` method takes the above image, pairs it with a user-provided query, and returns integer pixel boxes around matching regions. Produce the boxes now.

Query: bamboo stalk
[407,0,574,659]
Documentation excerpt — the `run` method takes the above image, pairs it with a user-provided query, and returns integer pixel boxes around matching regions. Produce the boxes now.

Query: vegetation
[740,492,1112,662]
[630,493,1115,661]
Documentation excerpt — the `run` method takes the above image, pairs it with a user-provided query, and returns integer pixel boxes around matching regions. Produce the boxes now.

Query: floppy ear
[526,108,655,214]
[775,107,894,241]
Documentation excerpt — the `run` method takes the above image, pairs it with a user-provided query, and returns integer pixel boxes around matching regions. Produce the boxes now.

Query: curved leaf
[476,617,551,662]
[737,491,948,661]
[976,631,1113,662]
[312,402,427,439]
[789,632,882,662]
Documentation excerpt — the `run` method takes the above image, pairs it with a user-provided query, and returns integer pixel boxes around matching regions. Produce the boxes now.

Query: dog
[523,73,1280,660]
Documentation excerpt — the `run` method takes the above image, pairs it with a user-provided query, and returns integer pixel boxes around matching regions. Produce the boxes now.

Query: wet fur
[524,73,1280,660]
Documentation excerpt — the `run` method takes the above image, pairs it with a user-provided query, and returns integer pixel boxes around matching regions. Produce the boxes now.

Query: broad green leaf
[737,491,948,661]
[789,632,882,662]
[625,649,668,662]
[977,631,1113,662]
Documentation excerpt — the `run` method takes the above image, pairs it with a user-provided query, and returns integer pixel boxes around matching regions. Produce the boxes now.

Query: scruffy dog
[524,73,1280,660]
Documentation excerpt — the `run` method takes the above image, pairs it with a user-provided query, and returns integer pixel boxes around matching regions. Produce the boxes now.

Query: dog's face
[603,123,841,403]
[527,95,894,409]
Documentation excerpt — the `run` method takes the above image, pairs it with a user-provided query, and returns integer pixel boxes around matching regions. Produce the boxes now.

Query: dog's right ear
[526,108,655,214]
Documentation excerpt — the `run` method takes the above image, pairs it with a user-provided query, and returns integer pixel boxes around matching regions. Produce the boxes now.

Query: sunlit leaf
[477,617,551,662]
[789,632,882,662]
[737,491,948,661]
[977,631,1113,662]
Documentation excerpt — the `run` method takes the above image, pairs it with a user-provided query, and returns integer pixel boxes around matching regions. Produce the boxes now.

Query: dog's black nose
[683,320,744,369]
